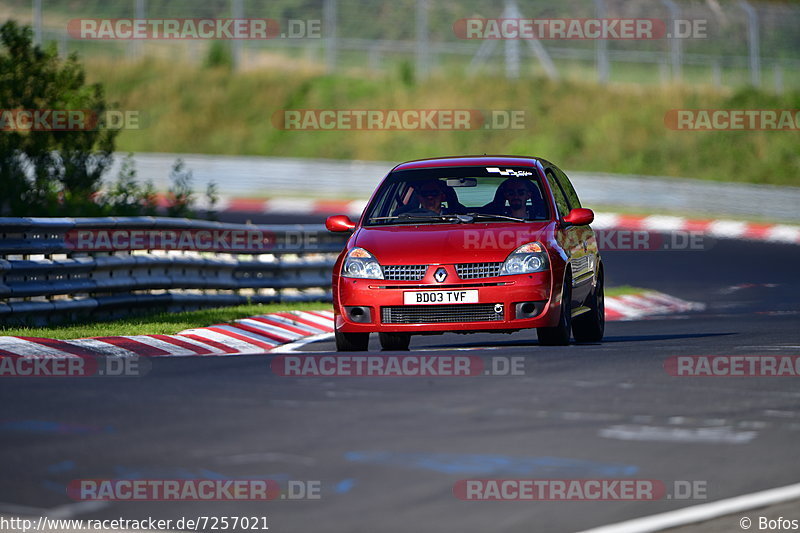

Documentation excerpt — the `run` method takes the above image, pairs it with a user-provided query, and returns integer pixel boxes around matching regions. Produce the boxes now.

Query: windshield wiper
[464,212,527,223]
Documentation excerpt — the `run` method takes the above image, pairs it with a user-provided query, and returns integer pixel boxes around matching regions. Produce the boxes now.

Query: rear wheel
[335,330,369,351]
[572,267,605,343]
[537,272,572,346]
[379,332,411,351]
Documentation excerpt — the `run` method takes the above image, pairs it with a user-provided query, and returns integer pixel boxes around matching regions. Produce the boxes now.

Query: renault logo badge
[433,267,448,283]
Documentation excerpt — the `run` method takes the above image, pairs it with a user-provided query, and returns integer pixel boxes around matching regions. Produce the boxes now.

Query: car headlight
[499,242,549,275]
[342,247,384,279]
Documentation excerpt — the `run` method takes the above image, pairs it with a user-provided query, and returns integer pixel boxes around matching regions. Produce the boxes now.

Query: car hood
[353,221,555,264]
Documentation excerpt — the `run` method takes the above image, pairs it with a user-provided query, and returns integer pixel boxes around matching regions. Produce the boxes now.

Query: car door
[553,165,598,306]
[544,167,591,308]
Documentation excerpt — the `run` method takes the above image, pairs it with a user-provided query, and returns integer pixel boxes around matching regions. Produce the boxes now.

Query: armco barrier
[0,217,350,326]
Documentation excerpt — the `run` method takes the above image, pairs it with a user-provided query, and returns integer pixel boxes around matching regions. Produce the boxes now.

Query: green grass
[0,302,331,340]
[1,288,648,340]
[83,57,800,186]
[605,285,648,297]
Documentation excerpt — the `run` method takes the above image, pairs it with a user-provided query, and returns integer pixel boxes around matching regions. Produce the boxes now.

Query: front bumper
[334,268,560,334]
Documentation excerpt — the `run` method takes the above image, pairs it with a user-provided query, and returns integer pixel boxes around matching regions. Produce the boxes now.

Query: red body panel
[352,222,553,265]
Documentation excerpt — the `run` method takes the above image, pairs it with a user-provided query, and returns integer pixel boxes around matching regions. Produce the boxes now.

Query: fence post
[324,0,338,73]
[711,61,722,88]
[58,32,67,57]
[415,0,429,79]
[467,0,556,80]
[594,0,609,84]
[738,0,761,87]
[132,0,146,59]
[661,0,682,81]
[773,64,783,94]
[232,0,243,70]
[32,0,42,46]
[504,0,521,79]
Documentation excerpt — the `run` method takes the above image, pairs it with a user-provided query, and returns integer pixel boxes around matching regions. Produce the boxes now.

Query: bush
[204,40,234,70]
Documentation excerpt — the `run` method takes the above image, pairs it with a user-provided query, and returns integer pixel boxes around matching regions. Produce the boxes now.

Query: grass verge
[83,58,800,186]
[605,285,649,297]
[0,302,331,340]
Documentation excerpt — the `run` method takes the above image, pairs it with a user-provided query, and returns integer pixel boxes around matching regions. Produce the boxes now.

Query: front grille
[456,262,503,280]
[382,265,427,281]
[381,304,504,324]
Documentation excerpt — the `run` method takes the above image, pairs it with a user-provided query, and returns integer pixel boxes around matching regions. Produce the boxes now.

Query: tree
[0,20,117,216]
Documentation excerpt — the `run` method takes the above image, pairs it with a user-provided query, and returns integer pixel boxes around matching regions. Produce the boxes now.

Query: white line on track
[598,424,758,444]
[269,333,335,353]
[577,481,800,533]
[0,500,108,518]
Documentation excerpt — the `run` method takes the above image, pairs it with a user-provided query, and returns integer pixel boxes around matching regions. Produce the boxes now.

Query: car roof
[392,155,546,171]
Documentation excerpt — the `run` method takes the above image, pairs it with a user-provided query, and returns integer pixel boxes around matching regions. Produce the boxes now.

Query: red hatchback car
[326,156,604,351]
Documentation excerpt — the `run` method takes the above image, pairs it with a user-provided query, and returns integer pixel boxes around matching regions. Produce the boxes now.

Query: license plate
[403,290,479,305]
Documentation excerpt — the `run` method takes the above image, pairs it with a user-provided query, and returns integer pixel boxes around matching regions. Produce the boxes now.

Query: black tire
[537,272,572,346]
[572,267,605,343]
[379,332,411,351]
[335,330,369,351]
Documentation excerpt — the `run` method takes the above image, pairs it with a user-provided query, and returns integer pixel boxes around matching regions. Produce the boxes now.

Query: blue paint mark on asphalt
[109,466,292,481]
[112,466,231,479]
[197,469,228,480]
[334,479,355,493]
[47,460,76,473]
[344,451,638,476]
[42,480,66,495]
[0,421,113,435]
[226,473,293,481]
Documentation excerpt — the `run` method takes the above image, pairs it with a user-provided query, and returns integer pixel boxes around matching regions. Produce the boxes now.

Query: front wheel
[572,267,605,343]
[537,272,572,346]
[379,332,411,351]
[335,330,369,351]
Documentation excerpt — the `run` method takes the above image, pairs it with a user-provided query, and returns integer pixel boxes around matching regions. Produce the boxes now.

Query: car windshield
[363,166,551,226]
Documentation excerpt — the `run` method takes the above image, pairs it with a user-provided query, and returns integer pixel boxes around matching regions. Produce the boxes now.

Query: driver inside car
[394,179,461,215]
[416,180,447,213]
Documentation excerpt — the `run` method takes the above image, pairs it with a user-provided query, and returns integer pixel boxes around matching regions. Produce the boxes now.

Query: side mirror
[326,215,356,232]
[563,208,594,227]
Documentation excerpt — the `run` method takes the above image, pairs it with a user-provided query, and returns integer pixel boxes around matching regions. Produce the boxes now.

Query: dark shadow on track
[419,331,735,350]
[591,332,736,343]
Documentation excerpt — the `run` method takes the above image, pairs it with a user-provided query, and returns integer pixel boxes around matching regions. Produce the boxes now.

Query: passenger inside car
[482,178,547,219]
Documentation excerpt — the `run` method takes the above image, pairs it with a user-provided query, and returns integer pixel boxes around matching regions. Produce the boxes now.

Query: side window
[545,169,570,218]
[554,166,581,209]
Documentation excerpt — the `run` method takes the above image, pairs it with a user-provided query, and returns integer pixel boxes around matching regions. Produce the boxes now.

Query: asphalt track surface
[2,227,799,533]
